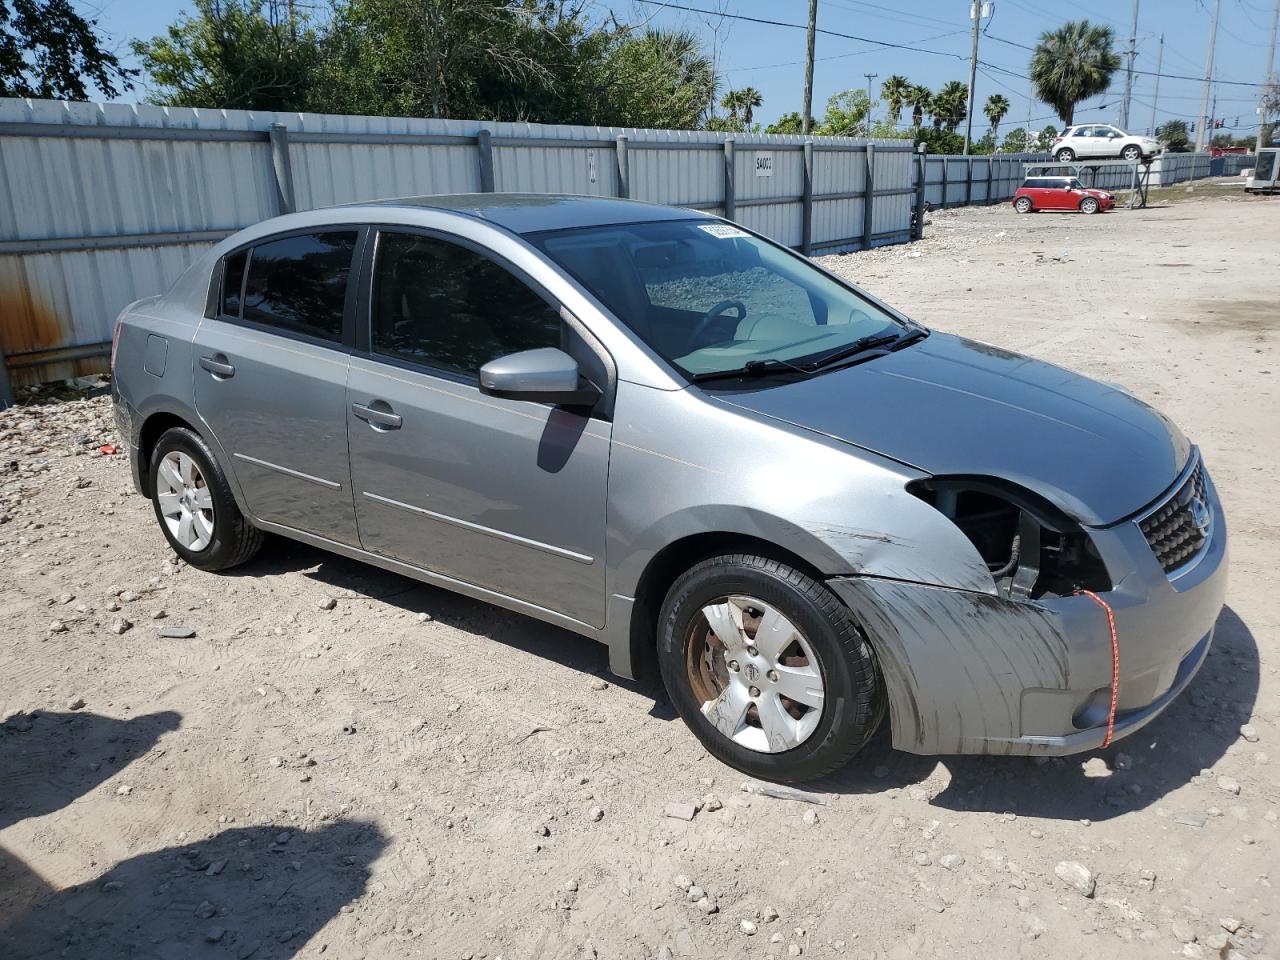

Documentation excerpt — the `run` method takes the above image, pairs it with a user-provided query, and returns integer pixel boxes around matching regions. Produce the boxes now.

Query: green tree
[907,84,931,128]
[999,126,1029,153]
[879,74,911,125]
[1036,124,1058,151]
[983,93,1010,143]
[721,86,762,125]
[765,111,803,134]
[1,0,134,98]
[932,80,968,132]
[596,28,717,129]
[815,89,871,137]
[1029,20,1119,126]
[1156,119,1190,152]
[133,0,318,111]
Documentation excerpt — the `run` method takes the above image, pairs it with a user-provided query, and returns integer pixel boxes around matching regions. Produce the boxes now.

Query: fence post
[801,139,814,255]
[0,347,13,409]
[268,123,295,215]
[913,143,927,241]
[986,157,994,204]
[615,135,629,199]
[723,138,736,221]
[965,157,973,205]
[477,130,495,192]
[941,156,949,207]
[862,142,876,249]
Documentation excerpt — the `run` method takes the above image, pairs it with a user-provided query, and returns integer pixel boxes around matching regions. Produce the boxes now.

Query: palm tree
[935,80,969,131]
[879,75,912,125]
[1029,20,1120,126]
[720,87,762,125]
[984,93,1010,143]
[907,84,932,128]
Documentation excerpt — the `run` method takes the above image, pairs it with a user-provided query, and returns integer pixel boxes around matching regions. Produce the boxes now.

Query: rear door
[194,229,364,544]
[345,228,612,628]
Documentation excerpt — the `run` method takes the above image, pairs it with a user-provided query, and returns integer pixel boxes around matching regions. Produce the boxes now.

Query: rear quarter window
[221,250,247,317]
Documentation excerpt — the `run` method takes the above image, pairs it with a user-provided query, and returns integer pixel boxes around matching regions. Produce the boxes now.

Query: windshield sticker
[698,223,750,239]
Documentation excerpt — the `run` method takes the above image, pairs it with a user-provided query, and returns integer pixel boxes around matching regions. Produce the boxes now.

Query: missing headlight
[910,478,1111,600]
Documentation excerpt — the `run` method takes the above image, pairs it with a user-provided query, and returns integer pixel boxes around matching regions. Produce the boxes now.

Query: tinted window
[221,250,247,317]
[371,232,562,378]
[241,231,357,342]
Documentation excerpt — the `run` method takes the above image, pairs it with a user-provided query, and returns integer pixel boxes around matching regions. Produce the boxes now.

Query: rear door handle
[199,355,236,378]
[352,402,403,430]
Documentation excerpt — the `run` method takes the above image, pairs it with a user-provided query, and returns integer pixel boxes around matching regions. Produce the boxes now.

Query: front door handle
[352,402,403,430]
[199,355,236,379]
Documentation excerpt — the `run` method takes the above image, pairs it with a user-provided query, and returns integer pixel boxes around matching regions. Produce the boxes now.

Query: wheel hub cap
[156,451,214,552]
[685,596,824,754]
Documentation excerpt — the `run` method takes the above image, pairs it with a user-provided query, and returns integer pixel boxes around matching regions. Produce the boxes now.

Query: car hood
[1084,188,1113,198]
[712,332,1190,525]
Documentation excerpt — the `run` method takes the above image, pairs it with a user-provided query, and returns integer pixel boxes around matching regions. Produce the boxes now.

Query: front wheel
[1121,144,1142,161]
[1014,196,1033,213]
[1055,147,1076,162]
[150,427,264,571]
[1079,196,1100,214]
[657,554,884,783]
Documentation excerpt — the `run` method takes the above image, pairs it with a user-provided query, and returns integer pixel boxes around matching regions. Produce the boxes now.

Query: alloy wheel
[685,595,825,753]
[156,451,215,551]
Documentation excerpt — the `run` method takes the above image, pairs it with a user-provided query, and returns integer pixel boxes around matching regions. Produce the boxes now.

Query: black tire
[150,427,264,571]
[1055,147,1076,162]
[657,554,884,783]
[1079,196,1100,214]
[1121,144,1142,161]
[1014,196,1033,213]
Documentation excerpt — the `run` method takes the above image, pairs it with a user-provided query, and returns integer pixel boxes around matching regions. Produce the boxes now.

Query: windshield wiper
[689,357,812,384]
[804,331,900,371]
[889,327,929,350]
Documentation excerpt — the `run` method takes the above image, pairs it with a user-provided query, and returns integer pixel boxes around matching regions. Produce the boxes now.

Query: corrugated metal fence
[0,98,920,391]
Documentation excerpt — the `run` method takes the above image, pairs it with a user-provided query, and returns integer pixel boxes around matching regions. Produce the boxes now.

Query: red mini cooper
[1011,176,1115,214]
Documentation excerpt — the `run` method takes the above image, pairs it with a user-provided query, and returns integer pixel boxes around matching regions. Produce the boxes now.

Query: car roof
[359,193,710,235]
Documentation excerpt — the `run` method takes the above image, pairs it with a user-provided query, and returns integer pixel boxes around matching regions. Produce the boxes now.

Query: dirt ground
[1,193,1277,960]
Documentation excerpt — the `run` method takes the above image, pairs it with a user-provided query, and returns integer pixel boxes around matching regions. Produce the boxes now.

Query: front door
[346,229,611,628]
[194,229,362,545]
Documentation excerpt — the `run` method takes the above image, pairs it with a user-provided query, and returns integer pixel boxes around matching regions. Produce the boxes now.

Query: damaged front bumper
[829,469,1228,757]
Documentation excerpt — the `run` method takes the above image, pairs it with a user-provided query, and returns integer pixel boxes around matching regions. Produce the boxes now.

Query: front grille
[1138,460,1210,574]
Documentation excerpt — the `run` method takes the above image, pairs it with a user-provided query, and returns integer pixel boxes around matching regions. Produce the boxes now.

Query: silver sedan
[112,195,1227,782]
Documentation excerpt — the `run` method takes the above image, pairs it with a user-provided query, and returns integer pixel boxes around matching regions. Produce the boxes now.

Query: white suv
[1052,124,1162,163]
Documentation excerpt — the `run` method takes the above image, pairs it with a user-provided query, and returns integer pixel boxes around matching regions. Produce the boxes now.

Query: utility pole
[1195,0,1221,152]
[1210,86,1218,147]
[1149,33,1163,135]
[1121,0,1139,129]
[1257,0,1279,154]
[802,0,817,134]
[963,1,983,155]
[864,73,878,133]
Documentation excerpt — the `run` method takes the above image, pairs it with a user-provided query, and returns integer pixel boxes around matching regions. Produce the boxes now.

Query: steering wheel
[690,299,748,346]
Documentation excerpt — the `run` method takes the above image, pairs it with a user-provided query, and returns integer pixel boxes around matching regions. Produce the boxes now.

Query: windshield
[1069,179,1084,190]
[529,219,905,378]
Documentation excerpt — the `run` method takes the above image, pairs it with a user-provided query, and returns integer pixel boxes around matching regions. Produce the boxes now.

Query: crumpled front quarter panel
[605,383,997,599]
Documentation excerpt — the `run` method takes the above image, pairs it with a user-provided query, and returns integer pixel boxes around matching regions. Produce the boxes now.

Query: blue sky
[82,0,1277,136]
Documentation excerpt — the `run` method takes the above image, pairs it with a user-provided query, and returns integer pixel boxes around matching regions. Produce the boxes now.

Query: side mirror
[1109,133,1119,139]
[479,347,600,407]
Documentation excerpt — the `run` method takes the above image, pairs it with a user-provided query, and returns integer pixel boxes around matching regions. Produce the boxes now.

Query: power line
[634,0,970,60]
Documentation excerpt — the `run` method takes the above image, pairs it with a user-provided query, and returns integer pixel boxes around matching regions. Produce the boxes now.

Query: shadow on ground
[818,606,1258,822]
[0,820,386,960]
[0,710,182,831]
[228,536,674,717]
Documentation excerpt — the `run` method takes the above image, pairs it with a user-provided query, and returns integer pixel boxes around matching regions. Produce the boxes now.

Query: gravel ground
[1,194,1277,960]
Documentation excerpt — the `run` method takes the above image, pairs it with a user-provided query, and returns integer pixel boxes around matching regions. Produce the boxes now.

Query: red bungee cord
[1075,588,1120,748]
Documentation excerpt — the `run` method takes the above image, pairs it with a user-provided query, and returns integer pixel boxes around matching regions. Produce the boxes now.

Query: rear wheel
[150,427,263,571]
[1014,196,1033,213]
[1079,196,1100,214]
[1055,147,1076,162]
[1121,144,1142,161]
[657,554,884,783]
